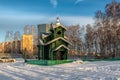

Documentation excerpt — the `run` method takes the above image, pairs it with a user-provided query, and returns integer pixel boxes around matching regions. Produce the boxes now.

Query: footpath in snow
[0,58,120,80]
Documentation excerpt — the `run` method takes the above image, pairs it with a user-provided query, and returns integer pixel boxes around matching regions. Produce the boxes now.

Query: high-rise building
[21,34,33,58]
[38,24,50,39]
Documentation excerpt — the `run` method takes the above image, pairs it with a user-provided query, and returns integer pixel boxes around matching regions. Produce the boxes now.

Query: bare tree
[65,25,82,59]
[14,31,21,53]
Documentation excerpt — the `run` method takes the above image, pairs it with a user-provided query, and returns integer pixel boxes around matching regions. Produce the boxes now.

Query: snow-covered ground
[0,58,120,80]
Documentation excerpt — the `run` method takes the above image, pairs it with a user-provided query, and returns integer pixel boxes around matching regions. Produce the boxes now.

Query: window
[57,30,61,35]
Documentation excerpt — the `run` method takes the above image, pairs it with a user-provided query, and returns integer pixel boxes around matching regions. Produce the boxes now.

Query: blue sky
[0,0,119,42]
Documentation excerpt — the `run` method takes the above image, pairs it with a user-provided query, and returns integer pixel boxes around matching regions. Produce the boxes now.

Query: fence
[26,59,73,66]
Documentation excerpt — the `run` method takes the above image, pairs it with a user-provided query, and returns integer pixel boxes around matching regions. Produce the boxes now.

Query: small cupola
[56,17,60,26]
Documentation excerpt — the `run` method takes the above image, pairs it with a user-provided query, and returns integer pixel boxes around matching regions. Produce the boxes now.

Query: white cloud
[75,0,84,4]
[50,0,58,8]
[0,14,94,29]
[0,13,94,42]
[60,16,94,26]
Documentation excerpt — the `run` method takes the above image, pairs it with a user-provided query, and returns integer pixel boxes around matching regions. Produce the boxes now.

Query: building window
[57,30,61,35]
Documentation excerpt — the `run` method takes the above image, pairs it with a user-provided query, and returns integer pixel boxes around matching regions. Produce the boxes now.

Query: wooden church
[38,17,71,60]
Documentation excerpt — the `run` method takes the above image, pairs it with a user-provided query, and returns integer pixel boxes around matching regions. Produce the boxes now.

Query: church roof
[45,37,71,45]
[64,36,69,40]
[53,44,69,51]
[54,24,67,30]
[42,34,50,39]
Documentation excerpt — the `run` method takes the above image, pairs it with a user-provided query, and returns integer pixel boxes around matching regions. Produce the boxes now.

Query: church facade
[38,18,71,60]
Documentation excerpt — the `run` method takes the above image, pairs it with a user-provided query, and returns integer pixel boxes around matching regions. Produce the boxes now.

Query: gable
[54,24,67,31]
[53,44,69,51]
[45,37,71,45]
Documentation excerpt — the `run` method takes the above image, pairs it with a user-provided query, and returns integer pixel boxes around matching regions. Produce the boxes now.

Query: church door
[58,51,64,60]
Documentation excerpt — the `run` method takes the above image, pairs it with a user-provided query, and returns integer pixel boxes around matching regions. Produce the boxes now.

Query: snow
[0,58,120,80]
